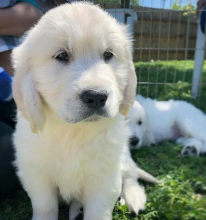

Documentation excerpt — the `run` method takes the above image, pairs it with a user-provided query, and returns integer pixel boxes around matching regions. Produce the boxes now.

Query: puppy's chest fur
[14,115,128,201]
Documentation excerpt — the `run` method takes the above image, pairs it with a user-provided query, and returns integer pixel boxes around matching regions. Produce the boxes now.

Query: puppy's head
[127,101,147,148]
[12,2,137,132]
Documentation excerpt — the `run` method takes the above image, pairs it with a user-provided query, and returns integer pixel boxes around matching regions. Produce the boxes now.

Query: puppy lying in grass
[128,95,206,157]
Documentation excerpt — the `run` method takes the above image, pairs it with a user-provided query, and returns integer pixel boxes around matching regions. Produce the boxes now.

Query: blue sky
[139,0,196,9]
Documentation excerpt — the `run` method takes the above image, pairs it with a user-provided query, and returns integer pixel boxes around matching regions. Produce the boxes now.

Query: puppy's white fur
[11,3,150,220]
[68,143,153,220]
[128,95,206,156]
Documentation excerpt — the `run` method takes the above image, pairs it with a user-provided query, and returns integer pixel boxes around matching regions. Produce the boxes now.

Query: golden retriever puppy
[12,2,143,220]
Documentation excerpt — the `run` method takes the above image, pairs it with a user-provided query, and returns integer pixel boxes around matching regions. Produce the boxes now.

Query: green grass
[1,60,206,220]
[114,143,206,220]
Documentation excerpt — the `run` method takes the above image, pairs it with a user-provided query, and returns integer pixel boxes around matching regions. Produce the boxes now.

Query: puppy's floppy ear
[120,60,137,117]
[22,74,45,133]
[12,44,45,133]
[12,45,28,118]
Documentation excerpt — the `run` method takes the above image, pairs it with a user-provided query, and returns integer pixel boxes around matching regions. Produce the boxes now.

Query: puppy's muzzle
[80,90,108,110]
[129,136,139,146]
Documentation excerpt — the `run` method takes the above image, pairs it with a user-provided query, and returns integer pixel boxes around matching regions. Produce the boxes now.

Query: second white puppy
[128,95,206,156]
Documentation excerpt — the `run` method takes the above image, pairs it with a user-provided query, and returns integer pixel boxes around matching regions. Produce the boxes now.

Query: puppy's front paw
[121,179,146,215]
[181,146,198,157]
[119,197,126,206]
[126,186,146,215]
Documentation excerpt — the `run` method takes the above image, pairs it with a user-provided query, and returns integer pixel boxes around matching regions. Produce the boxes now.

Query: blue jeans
[0,100,20,197]
[200,6,206,34]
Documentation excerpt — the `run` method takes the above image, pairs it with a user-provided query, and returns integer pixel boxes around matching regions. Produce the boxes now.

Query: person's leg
[0,121,20,197]
[200,6,206,34]
[0,99,16,129]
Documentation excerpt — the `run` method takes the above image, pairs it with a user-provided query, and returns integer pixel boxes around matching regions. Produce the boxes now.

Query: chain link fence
[98,0,206,112]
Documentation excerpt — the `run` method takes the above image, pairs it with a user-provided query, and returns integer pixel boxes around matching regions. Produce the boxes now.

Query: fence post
[192,14,206,99]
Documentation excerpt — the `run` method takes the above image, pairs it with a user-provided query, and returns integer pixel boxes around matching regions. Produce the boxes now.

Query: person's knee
[17,2,43,23]
[13,2,43,35]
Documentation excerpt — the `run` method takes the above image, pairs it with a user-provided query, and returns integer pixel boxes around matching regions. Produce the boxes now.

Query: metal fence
[98,0,206,112]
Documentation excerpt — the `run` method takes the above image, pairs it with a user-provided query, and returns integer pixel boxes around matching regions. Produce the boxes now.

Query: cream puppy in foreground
[11,3,156,220]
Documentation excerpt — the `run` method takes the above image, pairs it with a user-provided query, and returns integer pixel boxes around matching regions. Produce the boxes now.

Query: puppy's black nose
[80,90,108,109]
[129,136,139,146]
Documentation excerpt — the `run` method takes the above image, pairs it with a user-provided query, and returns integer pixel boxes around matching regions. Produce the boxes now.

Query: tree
[171,1,181,10]
[128,0,140,6]
[171,0,196,10]
[171,0,196,15]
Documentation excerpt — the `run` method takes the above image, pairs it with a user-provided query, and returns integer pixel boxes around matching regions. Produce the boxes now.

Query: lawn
[1,60,206,220]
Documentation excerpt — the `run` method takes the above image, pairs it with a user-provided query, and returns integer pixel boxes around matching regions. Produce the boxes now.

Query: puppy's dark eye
[103,51,113,62]
[54,51,69,62]
[137,120,142,125]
